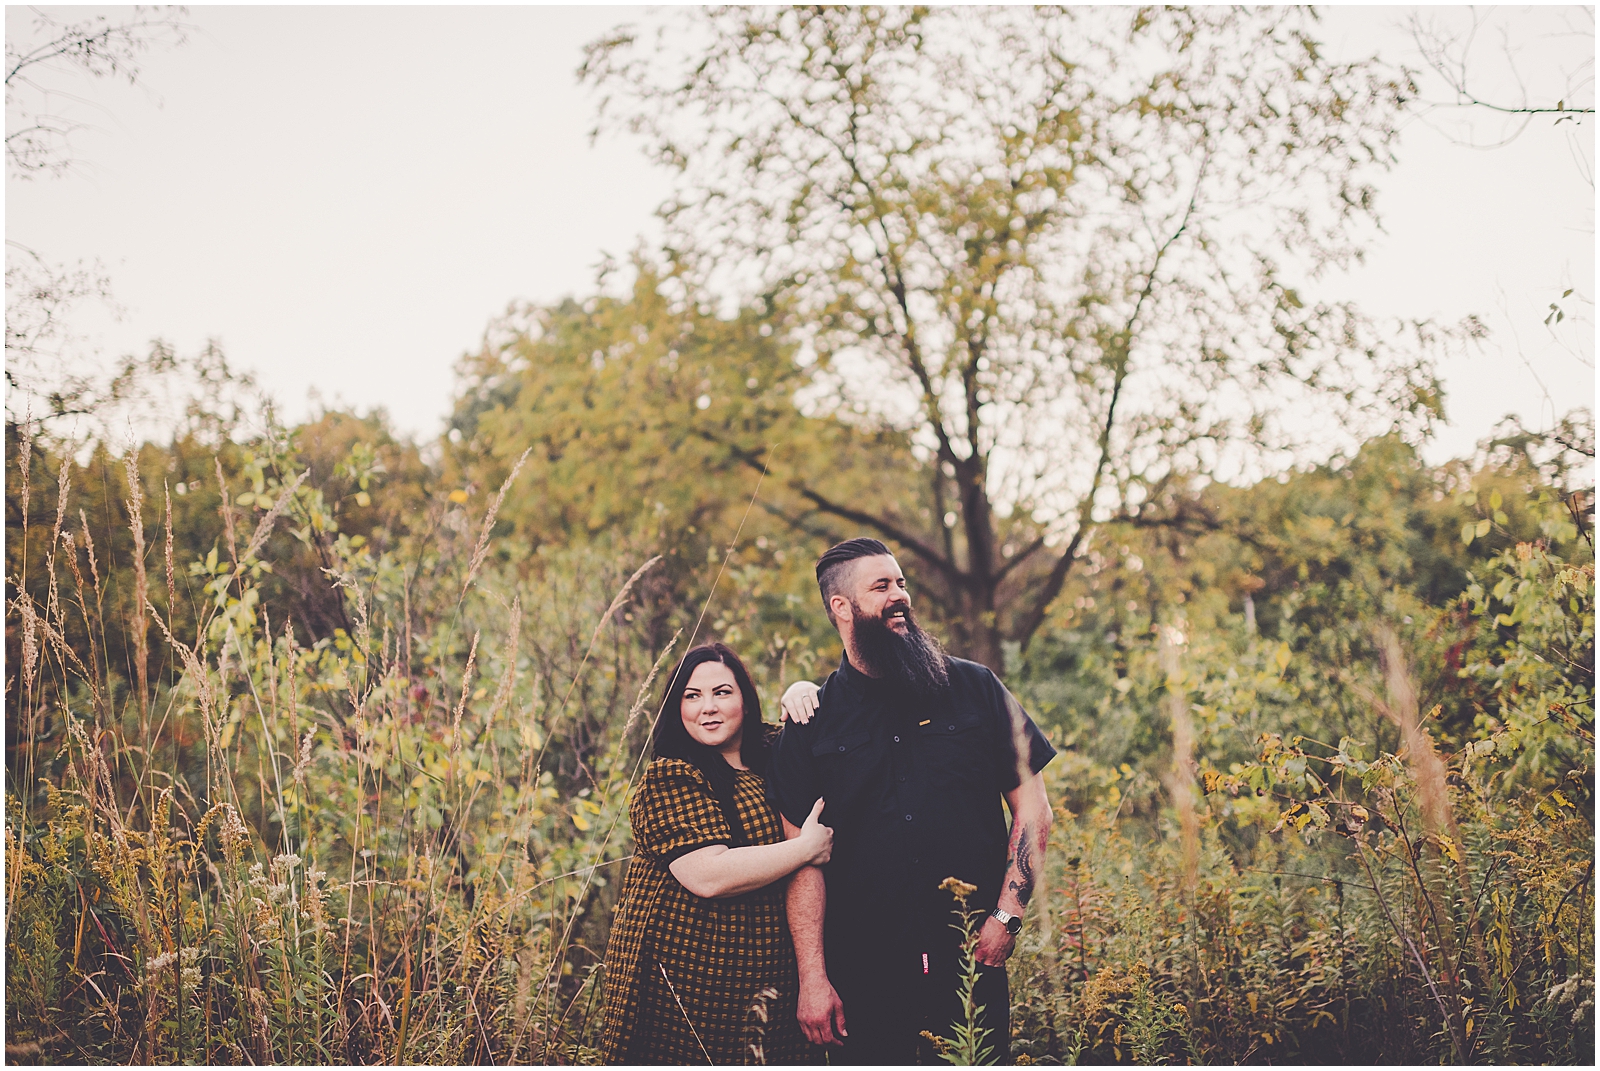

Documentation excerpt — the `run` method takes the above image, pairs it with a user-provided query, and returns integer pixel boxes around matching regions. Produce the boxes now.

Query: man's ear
[829,592,854,625]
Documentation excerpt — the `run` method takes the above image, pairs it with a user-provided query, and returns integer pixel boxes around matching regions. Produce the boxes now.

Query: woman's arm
[668,797,831,898]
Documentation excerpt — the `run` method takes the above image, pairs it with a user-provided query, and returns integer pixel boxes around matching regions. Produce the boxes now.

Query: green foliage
[1002,434,1591,1066]
[444,263,934,668]
[929,878,996,1066]
[1459,542,1594,789]
[582,6,1452,669]
[5,384,1591,1065]
[8,8,1593,1062]
[1017,435,1586,793]
[5,414,669,1063]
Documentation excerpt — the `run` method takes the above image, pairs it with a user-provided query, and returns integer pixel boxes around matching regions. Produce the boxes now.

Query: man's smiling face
[837,554,910,632]
[836,552,950,693]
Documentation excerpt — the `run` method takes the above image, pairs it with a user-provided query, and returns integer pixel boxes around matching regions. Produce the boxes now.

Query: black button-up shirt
[769,655,1057,962]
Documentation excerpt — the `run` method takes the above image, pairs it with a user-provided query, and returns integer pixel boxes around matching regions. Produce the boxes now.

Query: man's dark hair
[816,537,892,624]
[650,642,768,844]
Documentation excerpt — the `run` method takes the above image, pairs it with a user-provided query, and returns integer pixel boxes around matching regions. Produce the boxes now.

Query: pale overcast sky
[6,5,1594,468]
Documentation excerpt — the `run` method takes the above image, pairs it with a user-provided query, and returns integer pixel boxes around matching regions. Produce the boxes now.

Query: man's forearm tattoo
[1006,830,1035,906]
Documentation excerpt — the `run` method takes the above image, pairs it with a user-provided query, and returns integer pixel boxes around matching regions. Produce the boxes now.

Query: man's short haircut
[816,537,892,625]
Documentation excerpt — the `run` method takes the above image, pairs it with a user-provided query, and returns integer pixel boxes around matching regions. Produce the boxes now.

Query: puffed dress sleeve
[630,759,733,863]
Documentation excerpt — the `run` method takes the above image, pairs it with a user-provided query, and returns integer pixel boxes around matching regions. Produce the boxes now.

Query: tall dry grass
[4,429,694,1063]
[5,425,1593,1066]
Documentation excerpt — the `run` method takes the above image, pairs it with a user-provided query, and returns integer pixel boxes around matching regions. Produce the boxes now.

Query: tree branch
[792,485,964,588]
[691,425,965,588]
[1010,156,1209,651]
[993,536,1047,584]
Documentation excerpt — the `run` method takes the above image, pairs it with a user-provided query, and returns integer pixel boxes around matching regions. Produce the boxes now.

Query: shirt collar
[837,652,868,695]
[837,652,893,699]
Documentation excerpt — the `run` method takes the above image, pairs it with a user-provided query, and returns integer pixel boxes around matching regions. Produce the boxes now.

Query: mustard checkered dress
[599,757,813,1065]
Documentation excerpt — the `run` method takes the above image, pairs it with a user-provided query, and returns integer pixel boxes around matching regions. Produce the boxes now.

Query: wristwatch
[990,908,1023,936]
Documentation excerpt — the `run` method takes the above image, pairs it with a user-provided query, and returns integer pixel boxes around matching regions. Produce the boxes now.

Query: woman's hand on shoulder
[796,797,833,866]
[780,680,822,724]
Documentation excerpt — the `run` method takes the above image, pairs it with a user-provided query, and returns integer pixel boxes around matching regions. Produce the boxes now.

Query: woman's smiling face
[680,660,744,754]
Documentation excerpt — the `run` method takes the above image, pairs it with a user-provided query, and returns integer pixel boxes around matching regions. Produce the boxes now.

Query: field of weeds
[5,420,1594,1065]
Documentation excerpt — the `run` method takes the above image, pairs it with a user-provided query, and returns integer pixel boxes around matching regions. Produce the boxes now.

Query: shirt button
[904,814,913,822]
[893,735,901,743]
[838,745,847,752]
[898,775,906,782]
[948,724,956,731]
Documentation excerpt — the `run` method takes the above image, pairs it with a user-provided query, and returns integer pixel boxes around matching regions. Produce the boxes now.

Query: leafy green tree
[1019,433,1588,784]
[584,5,1449,668]
[446,264,933,664]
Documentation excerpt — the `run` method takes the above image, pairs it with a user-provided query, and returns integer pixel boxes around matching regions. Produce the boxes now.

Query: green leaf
[1489,488,1502,510]
[1461,522,1477,545]
[1475,518,1492,537]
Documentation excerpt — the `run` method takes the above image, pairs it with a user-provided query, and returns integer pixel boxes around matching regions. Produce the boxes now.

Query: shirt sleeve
[989,673,1057,792]
[766,721,822,830]
[631,760,732,864]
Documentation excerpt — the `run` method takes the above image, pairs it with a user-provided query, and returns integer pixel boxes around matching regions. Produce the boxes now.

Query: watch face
[1004,915,1022,935]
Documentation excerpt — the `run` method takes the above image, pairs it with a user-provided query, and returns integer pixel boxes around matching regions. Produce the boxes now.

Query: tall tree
[447,264,930,648]
[584,6,1449,668]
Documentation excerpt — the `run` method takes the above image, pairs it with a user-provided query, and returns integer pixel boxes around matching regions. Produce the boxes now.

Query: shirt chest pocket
[919,711,989,790]
[811,730,874,816]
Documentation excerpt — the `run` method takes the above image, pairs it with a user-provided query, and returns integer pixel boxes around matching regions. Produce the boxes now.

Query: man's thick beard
[851,601,950,697]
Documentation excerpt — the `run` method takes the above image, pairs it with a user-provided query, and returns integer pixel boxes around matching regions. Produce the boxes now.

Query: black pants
[829,947,1010,1065]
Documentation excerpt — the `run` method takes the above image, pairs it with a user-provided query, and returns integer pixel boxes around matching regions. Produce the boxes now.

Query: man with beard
[769,538,1057,1064]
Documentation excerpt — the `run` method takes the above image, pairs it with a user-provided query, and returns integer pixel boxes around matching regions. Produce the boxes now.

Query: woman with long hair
[599,642,831,1064]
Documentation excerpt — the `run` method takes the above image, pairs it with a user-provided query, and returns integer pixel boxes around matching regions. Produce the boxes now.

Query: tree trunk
[956,594,1007,674]
[952,458,1007,672]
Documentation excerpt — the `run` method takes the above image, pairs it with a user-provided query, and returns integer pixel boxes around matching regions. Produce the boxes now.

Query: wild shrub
[4,425,675,1063]
[5,413,1591,1065]
[1004,538,1592,1066]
